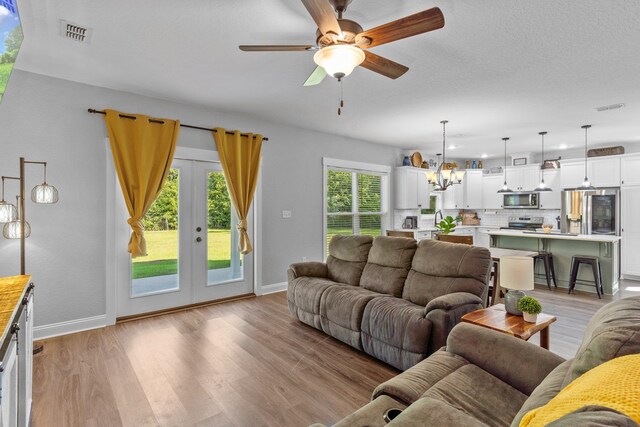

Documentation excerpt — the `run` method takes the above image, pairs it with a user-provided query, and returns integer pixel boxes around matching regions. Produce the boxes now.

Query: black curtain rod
[87,108,268,141]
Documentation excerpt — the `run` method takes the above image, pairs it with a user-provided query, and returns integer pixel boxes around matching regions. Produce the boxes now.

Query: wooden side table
[461,304,557,349]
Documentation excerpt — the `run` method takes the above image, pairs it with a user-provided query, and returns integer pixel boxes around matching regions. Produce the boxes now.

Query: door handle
[196,237,202,243]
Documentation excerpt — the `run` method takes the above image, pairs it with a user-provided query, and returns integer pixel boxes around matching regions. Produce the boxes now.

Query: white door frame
[105,143,263,325]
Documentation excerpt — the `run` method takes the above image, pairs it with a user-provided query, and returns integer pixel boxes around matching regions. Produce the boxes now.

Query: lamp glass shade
[499,256,534,291]
[31,183,59,204]
[3,220,31,239]
[0,201,17,223]
[313,45,365,79]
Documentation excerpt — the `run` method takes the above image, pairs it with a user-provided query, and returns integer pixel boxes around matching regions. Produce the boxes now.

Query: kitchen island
[488,230,621,295]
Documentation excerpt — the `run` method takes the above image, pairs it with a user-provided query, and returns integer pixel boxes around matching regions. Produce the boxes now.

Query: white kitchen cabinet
[621,186,640,277]
[395,167,430,209]
[442,171,482,210]
[483,174,504,209]
[621,156,640,186]
[561,157,621,189]
[462,170,484,209]
[1,335,18,427]
[505,165,540,191]
[17,288,33,427]
[442,184,459,209]
[539,169,561,209]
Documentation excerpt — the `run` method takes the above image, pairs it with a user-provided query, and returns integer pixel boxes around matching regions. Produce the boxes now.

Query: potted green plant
[518,296,542,323]
[435,215,457,235]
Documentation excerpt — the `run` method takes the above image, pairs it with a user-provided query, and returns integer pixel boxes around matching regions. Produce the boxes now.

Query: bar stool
[568,255,603,298]
[533,251,557,290]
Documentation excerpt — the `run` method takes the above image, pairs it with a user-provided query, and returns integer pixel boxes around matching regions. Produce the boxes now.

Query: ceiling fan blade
[239,45,316,52]
[303,66,327,86]
[300,0,342,37]
[360,51,408,79]
[357,7,444,49]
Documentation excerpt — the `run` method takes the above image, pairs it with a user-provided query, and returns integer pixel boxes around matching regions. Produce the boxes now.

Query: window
[421,186,442,219]
[323,158,390,255]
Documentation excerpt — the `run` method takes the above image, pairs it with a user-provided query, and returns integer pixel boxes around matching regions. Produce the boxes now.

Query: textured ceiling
[14,0,640,158]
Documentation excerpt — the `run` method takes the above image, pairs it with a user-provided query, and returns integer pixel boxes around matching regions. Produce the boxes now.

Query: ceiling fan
[239,0,445,86]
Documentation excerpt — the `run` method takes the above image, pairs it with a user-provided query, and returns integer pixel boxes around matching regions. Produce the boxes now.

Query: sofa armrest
[447,322,566,396]
[288,261,328,279]
[425,292,483,314]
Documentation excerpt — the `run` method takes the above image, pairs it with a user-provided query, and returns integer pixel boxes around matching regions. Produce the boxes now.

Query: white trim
[260,282,287,295]
[34,315,107,340]
[105,138,117,325]
[254,157,263,295]
[322,157,391,174]
[173,146,220,162]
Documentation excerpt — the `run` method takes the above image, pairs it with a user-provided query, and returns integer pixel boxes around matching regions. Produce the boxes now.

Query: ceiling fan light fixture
[313,44,365,79]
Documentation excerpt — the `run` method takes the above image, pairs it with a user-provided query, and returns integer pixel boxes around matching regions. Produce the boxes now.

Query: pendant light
[534,131,552,192]
[497,137,513,193]
[0,177,17,223]
[30,163,59,204]
[3,196,30,239]
[426,120,465,192]
[579,125,596,190]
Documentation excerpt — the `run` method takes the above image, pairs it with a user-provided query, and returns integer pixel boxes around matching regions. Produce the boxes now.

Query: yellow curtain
[213,128,262,254]
[104,109,180,258]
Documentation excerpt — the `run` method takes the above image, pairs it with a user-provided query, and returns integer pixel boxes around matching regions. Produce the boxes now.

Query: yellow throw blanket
[520,354,640,426]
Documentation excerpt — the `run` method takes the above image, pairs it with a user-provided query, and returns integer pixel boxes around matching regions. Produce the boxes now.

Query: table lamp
[500,256,534,315]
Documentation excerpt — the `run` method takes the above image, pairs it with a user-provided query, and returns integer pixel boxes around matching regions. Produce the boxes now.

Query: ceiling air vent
[595,103,625,112]
[60,20,92,43]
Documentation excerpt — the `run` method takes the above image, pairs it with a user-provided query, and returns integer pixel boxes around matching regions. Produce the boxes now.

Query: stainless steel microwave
[503,192,539,209]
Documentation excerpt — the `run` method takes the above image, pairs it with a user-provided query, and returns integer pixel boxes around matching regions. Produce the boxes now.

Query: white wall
[0,70,400,328]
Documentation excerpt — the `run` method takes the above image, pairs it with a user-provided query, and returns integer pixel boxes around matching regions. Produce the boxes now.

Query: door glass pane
[131,169,179,297]
[207,171,242,284]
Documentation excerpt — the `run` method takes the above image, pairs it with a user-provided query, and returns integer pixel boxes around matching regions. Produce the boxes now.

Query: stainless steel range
[501,216,544,231]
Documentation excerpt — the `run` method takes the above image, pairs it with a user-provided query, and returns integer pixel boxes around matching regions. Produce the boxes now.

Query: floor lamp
[1,157,59,354]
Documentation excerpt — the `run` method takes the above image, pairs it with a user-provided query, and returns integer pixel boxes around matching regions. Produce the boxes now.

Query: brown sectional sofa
[287,234,492,370]
[320,295,640,427]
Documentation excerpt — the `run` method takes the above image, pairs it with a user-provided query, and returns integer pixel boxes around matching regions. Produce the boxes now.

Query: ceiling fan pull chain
[338,79,344,115]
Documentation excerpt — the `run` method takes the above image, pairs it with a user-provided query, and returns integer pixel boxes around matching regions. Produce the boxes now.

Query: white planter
[523,312,538,323]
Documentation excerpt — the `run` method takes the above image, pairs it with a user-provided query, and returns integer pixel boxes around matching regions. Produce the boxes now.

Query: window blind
[326,168,387,254]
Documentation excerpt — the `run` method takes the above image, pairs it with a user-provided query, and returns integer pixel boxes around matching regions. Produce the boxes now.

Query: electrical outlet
[282,210,292,219]
[302,257,307,262]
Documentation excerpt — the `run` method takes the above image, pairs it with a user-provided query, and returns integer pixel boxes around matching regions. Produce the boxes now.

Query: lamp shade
[3,219,31,239]
[0,201,17,223]
[499,256,534,291]
[313,45,365,79]
[31,183,59,204]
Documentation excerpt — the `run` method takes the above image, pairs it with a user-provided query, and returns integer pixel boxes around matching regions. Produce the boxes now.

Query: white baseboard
[34,314,107,340]
[260,282,287,295]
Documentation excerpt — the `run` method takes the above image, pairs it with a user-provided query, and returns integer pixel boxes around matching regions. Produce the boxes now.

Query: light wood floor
[32,281,639,427]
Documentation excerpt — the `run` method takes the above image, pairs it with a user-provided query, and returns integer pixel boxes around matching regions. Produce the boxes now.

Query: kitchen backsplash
[394,209,561,229]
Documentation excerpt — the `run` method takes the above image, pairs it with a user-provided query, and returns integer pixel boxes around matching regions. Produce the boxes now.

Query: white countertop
[488,229,621,243]
[392,225,495,232]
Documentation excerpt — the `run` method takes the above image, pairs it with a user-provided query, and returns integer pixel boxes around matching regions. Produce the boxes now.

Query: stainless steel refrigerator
[561,188,620,235]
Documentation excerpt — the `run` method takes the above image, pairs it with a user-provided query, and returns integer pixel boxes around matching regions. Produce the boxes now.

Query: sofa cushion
[326,235,373,286]
[319,286,381,349]
[511,360,573,427]
[360,236,417,297]
[361,297,431,370]
[387,397,490,427]
[421,364,528,427]
[373,349,469,405]
[287,276,342,329]
[402,240,490,306]
[563,295,640,387]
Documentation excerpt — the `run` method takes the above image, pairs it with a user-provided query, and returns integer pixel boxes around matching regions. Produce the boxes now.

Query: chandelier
[426,120,465,191]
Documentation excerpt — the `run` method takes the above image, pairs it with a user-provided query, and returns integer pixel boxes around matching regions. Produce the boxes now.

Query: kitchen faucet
[434,210,443,227]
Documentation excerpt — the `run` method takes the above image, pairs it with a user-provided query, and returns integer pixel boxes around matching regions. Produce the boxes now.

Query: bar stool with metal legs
[568,255,603,298]
[533,251,557,290]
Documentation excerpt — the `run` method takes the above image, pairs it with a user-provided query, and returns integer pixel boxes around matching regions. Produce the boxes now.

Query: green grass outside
[0,63,15,102]
[132,229,234,279]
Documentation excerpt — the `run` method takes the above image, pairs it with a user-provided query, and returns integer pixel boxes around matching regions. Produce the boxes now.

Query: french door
[115,156,254,317]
